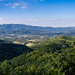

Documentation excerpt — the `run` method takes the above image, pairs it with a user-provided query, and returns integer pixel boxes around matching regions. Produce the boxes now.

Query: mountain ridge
[0,24,75,31]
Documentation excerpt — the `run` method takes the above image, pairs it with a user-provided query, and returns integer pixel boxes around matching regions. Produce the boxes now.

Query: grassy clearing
[26,43,34,47]
[13,41,24,45]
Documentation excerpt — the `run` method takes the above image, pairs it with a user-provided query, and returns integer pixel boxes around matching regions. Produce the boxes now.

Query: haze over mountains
[0,24,75,36]
[0,24,75,31]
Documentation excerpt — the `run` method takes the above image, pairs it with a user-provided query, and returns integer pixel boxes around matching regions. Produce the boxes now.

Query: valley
[1,24,75,47]
[0,24,75,75]
[1,0,75,75]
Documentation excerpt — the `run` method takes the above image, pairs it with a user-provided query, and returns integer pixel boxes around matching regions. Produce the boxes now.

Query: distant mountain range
[0,24,75,32]
[0,24,75,36]
[0,24,53,31]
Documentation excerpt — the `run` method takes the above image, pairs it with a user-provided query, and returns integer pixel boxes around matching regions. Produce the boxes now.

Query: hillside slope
[0,39,12,43]
[0,36,75,75]
[0,43,33,61]
[31,35,75,50]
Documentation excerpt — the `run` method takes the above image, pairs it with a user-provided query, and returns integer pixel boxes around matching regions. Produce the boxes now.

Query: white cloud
[11,18,75,27]
[1,17,75,27]
[1,0,44,9]
[12,6,16,8]
[25,18,57,21]
[5,1,27,9]
[14,18,75,22]
[11,3,20,8]
[14,3,20,6]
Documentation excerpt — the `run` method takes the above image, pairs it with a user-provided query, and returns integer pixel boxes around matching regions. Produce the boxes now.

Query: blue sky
[0,0,75,27]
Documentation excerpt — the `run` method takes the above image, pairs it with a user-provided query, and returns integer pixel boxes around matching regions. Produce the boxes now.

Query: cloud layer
[0,17,75,27]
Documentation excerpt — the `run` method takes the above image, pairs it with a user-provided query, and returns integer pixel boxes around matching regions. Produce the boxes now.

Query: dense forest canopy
[0,36,75,75]
[0,43,33,61]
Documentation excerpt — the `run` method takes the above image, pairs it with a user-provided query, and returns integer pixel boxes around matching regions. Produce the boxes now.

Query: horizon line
[0,23,75,28]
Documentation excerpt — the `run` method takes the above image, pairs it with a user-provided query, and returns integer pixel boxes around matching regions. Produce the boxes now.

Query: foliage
[0,43,33,61]
[0,36,75,75]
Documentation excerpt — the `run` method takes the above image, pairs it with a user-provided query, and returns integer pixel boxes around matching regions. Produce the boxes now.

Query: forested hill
[0,36,75,75]
[0,39,12,43]
[31,35,75,50]
[0,24,75,32]
[0,24,75,37]
[0,24,53,31]
[0,39,6,43]
[0,43,33,61]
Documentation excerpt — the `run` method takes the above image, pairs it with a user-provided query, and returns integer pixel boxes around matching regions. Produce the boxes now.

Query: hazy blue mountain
[0,24,75,32]
[0,24,75,36]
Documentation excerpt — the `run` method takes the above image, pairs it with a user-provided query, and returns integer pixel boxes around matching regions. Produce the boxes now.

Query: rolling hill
[0,36,75,75]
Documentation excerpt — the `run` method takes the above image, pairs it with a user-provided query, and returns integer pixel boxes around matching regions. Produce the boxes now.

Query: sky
[0,0,75,27]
